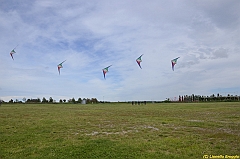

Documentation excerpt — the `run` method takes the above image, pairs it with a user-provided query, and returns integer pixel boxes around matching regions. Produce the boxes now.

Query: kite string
[13,44,19,50]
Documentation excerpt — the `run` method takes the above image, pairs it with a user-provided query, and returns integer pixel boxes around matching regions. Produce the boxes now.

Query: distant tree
[26,99,31,103]
[194,95,200,102]
[77,98,82,103]
[63,99,66,103]
[49,97,53,103]
[91,98,98,103]
[72,98,76,104]
[184,95,187,102]
[37,98,41,103]
[9,99,14,103]
[59,99,63,103]
[164,98,170,103]
[42,97,48,103]
[86,98,91,104]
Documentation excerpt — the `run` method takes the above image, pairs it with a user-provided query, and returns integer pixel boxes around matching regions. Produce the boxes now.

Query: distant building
[81,99,86,104]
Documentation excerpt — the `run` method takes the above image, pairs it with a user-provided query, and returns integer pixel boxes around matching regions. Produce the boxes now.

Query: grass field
[0,102,239,159]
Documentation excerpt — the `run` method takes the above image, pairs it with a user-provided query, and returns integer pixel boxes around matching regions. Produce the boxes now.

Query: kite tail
[10,54,14,60]
[172,66,174,71]
[103,71,106,79]
[138,63,142,69]
[172,63,175,71]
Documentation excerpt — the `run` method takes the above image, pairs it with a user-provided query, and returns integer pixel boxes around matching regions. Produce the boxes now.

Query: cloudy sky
[0,0,240,102]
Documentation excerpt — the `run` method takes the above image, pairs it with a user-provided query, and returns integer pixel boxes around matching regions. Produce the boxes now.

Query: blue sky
[0,0,240,102]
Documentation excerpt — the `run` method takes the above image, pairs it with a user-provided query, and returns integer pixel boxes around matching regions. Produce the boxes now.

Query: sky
[0,0,240,102]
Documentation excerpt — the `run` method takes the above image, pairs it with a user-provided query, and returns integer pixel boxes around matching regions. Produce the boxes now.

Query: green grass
[0,102,239,159]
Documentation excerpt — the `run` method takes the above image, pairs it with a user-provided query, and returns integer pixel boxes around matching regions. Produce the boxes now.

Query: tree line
[1,93,240,104]
[175,93,240,102]
[1,97,99,104]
